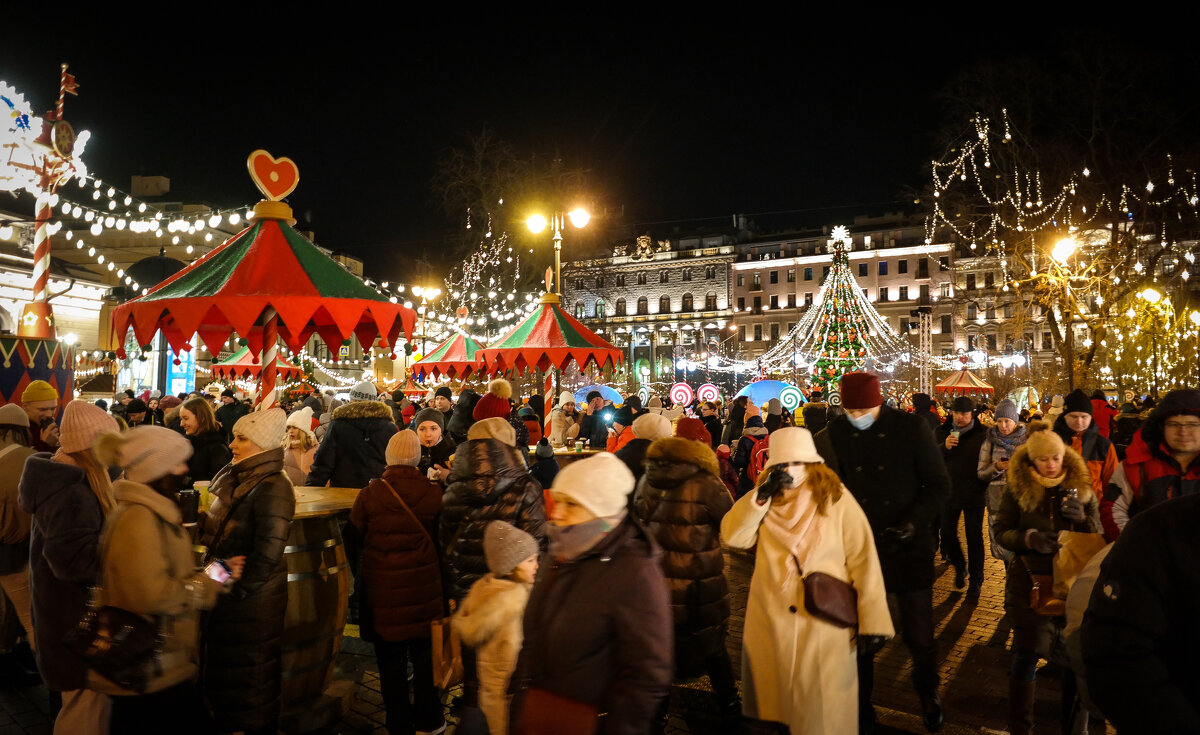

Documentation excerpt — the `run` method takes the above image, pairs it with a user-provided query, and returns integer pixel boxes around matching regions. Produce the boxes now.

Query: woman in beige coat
[91,425,244,733]
[721,427,893,734]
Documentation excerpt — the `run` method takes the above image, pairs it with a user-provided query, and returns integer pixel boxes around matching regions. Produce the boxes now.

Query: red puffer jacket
[1102,429,1200,540]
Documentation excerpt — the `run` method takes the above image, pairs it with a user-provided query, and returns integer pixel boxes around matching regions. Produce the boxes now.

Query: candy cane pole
[55,64,69,121]
[31,187,52,302]
[257,306,279,410]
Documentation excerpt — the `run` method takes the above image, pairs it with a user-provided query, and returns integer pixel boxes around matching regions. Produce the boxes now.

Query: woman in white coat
[721,427,893,734]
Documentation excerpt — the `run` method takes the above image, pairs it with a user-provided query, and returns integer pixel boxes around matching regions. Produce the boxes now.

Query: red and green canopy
[110,218,416,360]
[412,332,483,381]
[210,346,302,381]
[934,368,994,397]
[478,294,623,375]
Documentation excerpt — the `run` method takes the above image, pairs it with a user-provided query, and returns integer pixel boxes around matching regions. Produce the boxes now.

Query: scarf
[1033,470,1067,489]
[761,466,822,571]
[201,447,284,545]
[547,511,625,562]
[987,423,1027,455]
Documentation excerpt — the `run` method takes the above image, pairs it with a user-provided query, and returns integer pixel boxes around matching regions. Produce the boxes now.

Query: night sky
[2,19,1191,279]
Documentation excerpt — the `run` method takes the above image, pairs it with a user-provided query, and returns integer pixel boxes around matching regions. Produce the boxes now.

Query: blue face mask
[848,412,877,430]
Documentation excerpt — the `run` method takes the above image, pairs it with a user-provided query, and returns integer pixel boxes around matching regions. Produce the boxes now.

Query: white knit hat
[558,391,575,407]
[632,412,672,441]
[286,406,316,441]
[349,381,378,402]
[60,400,119,454]
[232,407,287,452]
[386,430,421,467]
[96,426,192,483]
[551,452,633,519]
[763,427,824,468]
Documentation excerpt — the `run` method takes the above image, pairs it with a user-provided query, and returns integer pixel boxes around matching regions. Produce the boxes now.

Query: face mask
[848,412,877,430]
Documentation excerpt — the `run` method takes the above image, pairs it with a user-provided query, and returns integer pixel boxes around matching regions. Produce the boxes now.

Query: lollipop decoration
[827,391,842,407]
[670,382,695,406]
[696,383,720,403]
[637,385,650,406]
[779,385,804,411]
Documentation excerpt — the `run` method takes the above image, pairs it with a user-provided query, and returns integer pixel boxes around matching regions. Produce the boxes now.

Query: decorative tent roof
[397,378,428,397]
[478,294,623,375]
[412,332,483,381]
[110,218,416,360]
[210,346,302,381]
[934,368,995,396]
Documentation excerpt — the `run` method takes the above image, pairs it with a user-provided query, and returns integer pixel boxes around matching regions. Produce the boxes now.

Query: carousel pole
[258,306,279,410]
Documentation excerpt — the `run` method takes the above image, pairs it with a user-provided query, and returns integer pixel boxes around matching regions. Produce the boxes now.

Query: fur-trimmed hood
[646,436,720,478]
[453,574,530,648]
[1006,443,1094,513]
[331,400,395,422]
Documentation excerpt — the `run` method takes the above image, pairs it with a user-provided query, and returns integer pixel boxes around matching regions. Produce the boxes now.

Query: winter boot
[1008,676,1036,735]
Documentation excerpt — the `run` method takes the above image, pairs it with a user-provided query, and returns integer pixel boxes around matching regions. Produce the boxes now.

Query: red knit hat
[472,378,514,421]
[674,416,711,444]
[840,372,882,409]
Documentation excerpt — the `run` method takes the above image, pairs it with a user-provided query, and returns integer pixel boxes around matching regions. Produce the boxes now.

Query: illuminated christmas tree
[788,226,912,392]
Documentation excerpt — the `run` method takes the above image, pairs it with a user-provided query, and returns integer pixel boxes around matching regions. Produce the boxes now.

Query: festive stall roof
[210,346,302,381]
[412,333,483,381]
[478,294,623,376]
[934,368,995,397]
[397,378,428,397]
[109,150,417,408]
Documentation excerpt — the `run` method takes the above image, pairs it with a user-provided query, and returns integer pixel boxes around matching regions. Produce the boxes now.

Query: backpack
[748,434,771,480]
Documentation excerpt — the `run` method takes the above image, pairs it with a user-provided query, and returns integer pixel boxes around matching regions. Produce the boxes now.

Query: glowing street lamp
[526,208,590,296]
[1051,237,1077,265]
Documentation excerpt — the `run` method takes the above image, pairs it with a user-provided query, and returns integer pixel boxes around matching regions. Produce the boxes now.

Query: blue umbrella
[735,380,807,411]
[574,384,624,406]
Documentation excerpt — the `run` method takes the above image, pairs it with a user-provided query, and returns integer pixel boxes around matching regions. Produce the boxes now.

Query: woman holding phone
[199,408,295,735]
[91,426,243,733]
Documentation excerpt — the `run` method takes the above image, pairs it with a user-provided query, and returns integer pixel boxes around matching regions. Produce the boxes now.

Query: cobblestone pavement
[0,515,1113,734]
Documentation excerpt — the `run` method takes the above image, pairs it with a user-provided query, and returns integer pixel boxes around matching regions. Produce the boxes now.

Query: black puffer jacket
[418,435,456,477]
[18,454,104,691]
[187,429,232,485]
[200,448,296,732]
[305,400,397,488]
[632,437,733,668]
[935,420,989,507]
[439,438,547,602]
[445,389,480,445]
[615,438,653,486]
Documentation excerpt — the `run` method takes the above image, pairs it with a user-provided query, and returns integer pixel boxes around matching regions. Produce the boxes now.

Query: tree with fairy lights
[790,226,913,393]
[926,52,1200,390]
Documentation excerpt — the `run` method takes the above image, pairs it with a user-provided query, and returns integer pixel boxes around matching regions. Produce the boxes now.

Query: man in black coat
[935,395,990,593]
[305,381,397,488]
[814,372,951,733]
[1082,492,1200,732]
[576,390,611,449]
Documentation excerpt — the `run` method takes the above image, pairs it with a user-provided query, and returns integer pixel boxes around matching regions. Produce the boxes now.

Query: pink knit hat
[59,400,119,453]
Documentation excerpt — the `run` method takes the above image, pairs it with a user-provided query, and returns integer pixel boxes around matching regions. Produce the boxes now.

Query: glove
[1060,497,1086,522]
[857,634,887,657]
[1026,529,1061,555]
[881,522,915,544]
[756,466,794,505]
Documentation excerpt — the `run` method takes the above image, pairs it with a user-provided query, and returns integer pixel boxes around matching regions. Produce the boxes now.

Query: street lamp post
[527,208,590,295]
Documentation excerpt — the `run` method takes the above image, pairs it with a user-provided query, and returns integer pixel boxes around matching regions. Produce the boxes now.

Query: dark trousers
[858,587,939,733]
[375,637,443,735]
[941,503,986,586]
[110,681,215,735]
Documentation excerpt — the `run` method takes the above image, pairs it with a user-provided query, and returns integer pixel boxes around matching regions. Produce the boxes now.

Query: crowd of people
[0,372,1196,734]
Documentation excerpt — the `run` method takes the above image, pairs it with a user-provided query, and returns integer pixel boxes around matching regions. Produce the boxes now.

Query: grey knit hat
[483,521,538,577]
[412,407,445,430]
[994,399,1019,423]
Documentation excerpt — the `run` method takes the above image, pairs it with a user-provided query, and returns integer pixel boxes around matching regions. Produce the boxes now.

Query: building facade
[561,234,736,380]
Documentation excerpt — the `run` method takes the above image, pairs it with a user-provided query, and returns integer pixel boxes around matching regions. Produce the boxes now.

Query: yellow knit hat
[21,380,59,406]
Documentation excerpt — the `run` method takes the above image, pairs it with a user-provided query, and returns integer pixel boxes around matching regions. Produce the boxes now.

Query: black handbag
[64,601,162,693]
[63,510,165,693]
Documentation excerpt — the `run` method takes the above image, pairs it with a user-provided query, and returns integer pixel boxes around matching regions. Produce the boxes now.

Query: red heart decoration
[247,149,299,201]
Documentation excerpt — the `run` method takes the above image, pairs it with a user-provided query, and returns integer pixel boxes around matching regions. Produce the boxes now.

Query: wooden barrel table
[280,487,359,729]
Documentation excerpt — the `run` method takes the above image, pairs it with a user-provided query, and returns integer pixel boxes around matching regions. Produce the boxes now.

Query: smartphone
[204,560,232,584]
[40,417,55,429]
